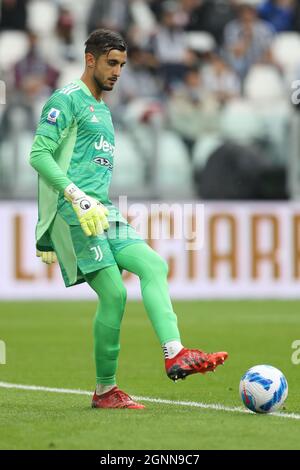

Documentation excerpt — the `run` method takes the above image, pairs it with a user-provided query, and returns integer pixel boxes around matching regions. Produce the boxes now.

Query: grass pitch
[0,300,299,450]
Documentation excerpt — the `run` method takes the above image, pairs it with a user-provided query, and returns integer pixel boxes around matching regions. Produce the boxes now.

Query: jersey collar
[74,79,103,103]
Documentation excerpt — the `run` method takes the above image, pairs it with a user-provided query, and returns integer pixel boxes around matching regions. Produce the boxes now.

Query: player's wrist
[64,183,86,203]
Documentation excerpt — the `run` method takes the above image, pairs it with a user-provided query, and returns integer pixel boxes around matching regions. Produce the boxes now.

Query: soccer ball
[239,365,288,414]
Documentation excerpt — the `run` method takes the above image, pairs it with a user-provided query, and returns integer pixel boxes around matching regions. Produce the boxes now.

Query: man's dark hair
[85,29,127,58]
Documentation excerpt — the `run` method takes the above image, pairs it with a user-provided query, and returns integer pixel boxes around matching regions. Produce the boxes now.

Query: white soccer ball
[239,365,288,414]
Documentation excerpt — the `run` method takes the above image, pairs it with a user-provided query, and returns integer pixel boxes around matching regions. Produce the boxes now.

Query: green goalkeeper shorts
[48,213,145,287]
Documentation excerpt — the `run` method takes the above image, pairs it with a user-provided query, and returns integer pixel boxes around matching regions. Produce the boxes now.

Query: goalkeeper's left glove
[64,183,109,237]
[36,250,57,265]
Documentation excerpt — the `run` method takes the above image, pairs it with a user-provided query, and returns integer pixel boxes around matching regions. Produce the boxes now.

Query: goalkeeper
[30,29,228,409]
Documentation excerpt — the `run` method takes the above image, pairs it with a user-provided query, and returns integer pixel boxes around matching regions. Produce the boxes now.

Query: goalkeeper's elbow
[29,150,37,170]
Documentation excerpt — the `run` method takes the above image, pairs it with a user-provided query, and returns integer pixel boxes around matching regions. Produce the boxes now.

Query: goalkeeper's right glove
[36,250,57,265]
[64,183,109,237]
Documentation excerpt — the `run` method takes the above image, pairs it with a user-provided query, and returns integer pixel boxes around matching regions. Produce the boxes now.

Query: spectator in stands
[183,0,236,45]
[159,0,202,30]
[125,0,158,48]
[292,0,300,30]
[115,46,162,104]
[150,1,190,89]
[0,0,28,31]
[167,66,219,156]
[148,0,165,20]
[56,6,77,62]
[104,45,162,123]
[223,2,275,79]
[258,0,295,33]
[14,31,59,112]
[201,52,241,105]
[87,0,131,35]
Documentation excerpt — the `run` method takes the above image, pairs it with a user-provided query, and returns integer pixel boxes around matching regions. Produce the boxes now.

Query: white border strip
[0,381,299,420]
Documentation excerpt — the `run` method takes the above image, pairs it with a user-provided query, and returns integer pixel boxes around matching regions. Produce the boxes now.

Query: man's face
[90,49,127,92]
[240,6,256,25]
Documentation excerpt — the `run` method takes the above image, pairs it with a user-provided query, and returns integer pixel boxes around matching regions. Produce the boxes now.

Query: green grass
[0,300,300,450]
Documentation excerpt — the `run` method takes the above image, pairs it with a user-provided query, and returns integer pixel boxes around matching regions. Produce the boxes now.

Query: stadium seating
[0,31,29,72]
[244,65,285,104]
[0,0,295,200]
[156,131,194,199]
[220,99,264,144]
[27,0,58,35]
[271,32,300,81]
[110,131,145,196]
[130,0,157,36]
[192,134,223,170]
[185,31,216,54]
[56,62,85,89]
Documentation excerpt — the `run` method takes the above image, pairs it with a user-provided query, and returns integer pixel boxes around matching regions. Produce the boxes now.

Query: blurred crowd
[1,0,300,199]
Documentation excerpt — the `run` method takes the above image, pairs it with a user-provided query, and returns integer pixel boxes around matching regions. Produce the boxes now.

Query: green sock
[115,243,181,345]
[85,265,127,385]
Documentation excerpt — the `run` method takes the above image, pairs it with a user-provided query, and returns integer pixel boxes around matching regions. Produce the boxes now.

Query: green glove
[64,183,109,237]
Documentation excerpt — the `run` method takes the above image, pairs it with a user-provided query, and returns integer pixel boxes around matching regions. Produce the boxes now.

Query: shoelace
[182,350,214,369]
[113,389,134,405]
[190,349,210,362]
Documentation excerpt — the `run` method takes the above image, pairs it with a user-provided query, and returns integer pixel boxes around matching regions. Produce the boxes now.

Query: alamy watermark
[290,81,300,105]
[291,340,300,365]
[0,340,6,365]
[114,197,205,251]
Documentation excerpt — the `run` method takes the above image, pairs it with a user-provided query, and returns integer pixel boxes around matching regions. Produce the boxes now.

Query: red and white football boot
[165,348,228,381]
[91,387,145,409]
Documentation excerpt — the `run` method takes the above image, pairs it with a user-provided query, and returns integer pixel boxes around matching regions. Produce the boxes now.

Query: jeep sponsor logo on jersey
[93,157,113,171]
[94,135,115,157]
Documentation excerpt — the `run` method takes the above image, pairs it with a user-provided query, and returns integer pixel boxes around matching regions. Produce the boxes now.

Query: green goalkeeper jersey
[32,79,126,249]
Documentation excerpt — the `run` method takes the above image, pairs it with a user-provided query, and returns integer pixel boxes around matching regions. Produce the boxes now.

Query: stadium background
[1,0,300,299]
[1,0,300,451]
